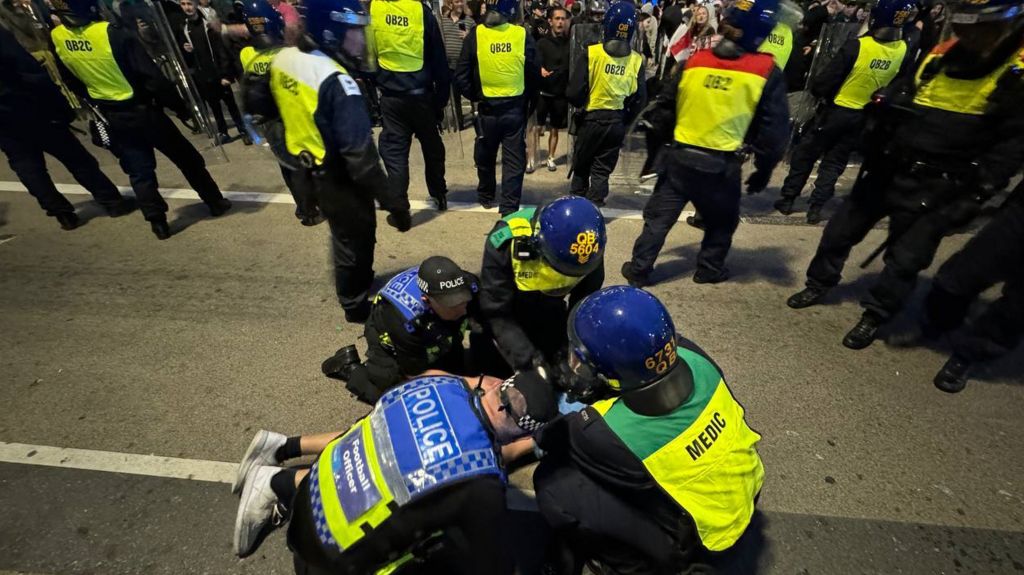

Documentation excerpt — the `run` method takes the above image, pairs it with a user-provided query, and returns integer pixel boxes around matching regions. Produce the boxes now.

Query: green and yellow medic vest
[674,50,776,152]
[239,46,279,76]
[488,208,586,294]
[585,43,643,112]
[476,23,527,98]
[309,376,502,561]
[270,47,354,165]
[758,22,793,70]
[833,36,907,109]
[913,39,1024,116]
[592,347,764,552]
[51,22,134,102]
[369,0,425,72]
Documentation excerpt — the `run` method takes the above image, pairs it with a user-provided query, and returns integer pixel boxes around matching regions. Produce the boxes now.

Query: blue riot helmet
[604,2,637,44]
[50,0,100,26]
[485,0,519,20]
[239,0,285,47]
[950,0,1023,23]
[948,0,1024,54]
[721,0,781,53]
[533,196,607,279]
[869,0,918,40]
[302,0,374,71]
[567,287,690,411]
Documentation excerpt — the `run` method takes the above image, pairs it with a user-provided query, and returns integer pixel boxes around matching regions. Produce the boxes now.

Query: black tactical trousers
[313,168,377,313]
[0,121,123,216]
[804,167,981,321]
[779,106,863,206]
[925,189,1024,362]
[570,118,626,204]
[474,105,526,215]
[631,149,742,277]
[105,104,224,221]
[378,94,448,204]
[281,165,319,220]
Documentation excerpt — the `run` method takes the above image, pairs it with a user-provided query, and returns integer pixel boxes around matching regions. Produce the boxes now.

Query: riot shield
[785,21,863,160]
[0,4,83,114]
[566,21,603,165]
[122,0,227,160]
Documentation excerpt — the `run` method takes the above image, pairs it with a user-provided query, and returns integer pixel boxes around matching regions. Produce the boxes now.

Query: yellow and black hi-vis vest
[592,347,764,552]
[369,0,425,72]
[913,39,1024,116]
[270,47,356,165]
[239,46,280,76]
[758,22,793,71]
[488,207,587,294]
[674,50,776,152]
[308,376,502,569]
[476,23,527,98]
[833,36,907,109]
[585,43,643,112]
[51,21,134,102]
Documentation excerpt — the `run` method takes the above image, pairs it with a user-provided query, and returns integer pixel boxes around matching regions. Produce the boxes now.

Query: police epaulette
[488,221,513,249]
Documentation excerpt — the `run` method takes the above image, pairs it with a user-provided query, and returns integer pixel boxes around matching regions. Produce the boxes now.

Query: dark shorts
[536,95,568,130]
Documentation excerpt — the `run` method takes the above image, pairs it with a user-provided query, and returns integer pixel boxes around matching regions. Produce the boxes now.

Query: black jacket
[0,24,74,128]
[536,33,570,96]
[181,12,233,86]
[454,22,539,111]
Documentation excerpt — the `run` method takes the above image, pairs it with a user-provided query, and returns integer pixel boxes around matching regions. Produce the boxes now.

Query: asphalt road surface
[0,127,1022,574]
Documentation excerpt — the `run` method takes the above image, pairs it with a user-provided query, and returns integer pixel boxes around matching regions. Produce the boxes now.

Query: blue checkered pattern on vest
[405,448,500,496]
[308,461,341,551]
[379,267,426,322]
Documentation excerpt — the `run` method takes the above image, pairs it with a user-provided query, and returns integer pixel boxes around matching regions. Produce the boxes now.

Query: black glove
[745,169,771,194]
[386,210,412,232]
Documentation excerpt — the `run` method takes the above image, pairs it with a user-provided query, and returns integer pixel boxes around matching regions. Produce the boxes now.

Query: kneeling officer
[233,372,558,573]
[322,256,479,404]
[535,287,764,573]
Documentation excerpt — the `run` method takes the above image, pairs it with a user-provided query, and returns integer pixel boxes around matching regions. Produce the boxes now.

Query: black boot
[208,198,232,217]
[344,300,371,324]
[150,219,172,240]
[843,312,883,350]
[806,203,825,225]
[56,212,80,231]
[432,194,448,212]
[321,345,362,382]
[934,355,971,393]
[693,267,729,284]
[621,261,651,288]
[787,287,828,309]
[774,197,795,215]
[685,214,705,230]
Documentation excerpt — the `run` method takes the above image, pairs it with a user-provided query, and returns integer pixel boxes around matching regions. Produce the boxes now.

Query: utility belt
[379,87,429,98]
[669,143,744,174]
[477,97,524,116]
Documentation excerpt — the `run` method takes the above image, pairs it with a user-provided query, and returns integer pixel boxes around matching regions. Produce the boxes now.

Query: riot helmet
[869,0,918,41]
[532,196,607,279]
[603,1,637,53]
[301,0,374,71]
[567,287,693,413]
[239,0,286,47]
[50,0,100,27]
[484,0,519,24]
[947,0,1024,56]
[721,0,782,53]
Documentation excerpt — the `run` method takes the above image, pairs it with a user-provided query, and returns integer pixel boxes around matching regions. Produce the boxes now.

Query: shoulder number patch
[339,75,361,96]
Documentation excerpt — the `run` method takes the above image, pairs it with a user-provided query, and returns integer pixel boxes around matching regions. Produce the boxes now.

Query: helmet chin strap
[485,11,507,26]
[620,361,695,416]
[604,39,630,57]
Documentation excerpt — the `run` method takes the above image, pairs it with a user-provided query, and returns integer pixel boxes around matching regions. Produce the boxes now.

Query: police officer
[50,0,231,240]
[0,24,133,231]
[232,372,558,573]
[534,287,764,573]
[321,256,479,404]
[369,0,452,211]
[478,195,606,377]
[455,0,539,214]
[241,0,412,323]
[893,181,1024,393]
[236,1,321,226]
[567,1,646,207]
[621,0,790,286]
[774,0,914,224]
[786,0,1024,350]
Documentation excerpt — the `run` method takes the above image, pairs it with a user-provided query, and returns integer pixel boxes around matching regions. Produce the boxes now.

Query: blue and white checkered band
[378,267,426,323]
[308,461,342,552]
[403,447,500,497]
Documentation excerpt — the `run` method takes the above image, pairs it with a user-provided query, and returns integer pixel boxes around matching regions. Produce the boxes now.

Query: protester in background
[266,0,298,43]
[530,5,571,172]
[440,0,475,129]
[467,0,486,23]
[197,0,218,28]
[180,0,250,144]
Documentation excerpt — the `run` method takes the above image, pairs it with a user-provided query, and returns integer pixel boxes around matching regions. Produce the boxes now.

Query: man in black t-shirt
[531,6,571,172]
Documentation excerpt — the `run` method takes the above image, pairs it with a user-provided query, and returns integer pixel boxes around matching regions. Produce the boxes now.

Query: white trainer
[232,430,286,494]
[233,465,284,558]
[546,158,557,172]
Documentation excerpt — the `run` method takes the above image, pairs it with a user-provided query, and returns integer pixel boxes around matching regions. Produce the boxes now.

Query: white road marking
[0,441,538,510]
[0,234,15,246]
[0,181,694,223]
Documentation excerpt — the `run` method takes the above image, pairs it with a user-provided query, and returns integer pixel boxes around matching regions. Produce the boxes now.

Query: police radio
[512,236,540,260]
